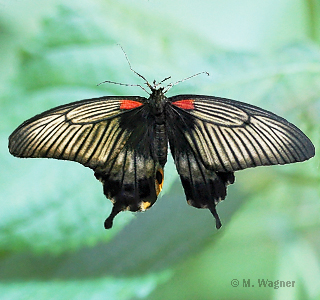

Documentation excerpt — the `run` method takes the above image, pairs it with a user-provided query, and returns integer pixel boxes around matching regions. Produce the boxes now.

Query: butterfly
[8,74,315,230]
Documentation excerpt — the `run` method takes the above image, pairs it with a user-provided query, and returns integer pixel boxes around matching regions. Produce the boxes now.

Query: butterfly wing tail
[94,146,165,229]
[172,147,235,229]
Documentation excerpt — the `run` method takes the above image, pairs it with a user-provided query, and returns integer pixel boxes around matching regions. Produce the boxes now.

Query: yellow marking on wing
[140,201,152,211]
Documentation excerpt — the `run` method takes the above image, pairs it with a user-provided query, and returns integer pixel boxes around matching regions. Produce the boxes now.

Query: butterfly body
[8,84,315,229]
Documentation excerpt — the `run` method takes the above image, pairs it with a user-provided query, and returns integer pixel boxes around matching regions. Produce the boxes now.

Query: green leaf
[1,1,320,300]
[0,272,171,300]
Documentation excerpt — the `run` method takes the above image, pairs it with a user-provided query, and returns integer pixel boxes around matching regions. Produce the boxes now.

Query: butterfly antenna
[118,44,152,89]
[97,80,149,94]
[158,76,172,86]
[164,71,210,93]
[97,45,152,94]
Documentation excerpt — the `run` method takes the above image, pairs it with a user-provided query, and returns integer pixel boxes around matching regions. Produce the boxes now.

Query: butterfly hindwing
[95,147,165,228]
[169,143,234,229]
[94,108,167,228]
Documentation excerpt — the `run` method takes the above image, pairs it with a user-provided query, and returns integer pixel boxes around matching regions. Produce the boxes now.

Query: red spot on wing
[120,100,143,110]
[172,99,195,110]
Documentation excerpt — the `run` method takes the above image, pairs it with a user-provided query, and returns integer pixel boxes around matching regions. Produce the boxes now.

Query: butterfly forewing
[169,95,314,172]
[9,96,146,169]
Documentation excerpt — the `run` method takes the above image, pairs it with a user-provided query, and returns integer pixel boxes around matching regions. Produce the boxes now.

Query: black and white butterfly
[8,72,315,229]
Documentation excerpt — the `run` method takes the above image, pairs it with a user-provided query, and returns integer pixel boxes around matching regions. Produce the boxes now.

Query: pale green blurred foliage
[0,1,319,300]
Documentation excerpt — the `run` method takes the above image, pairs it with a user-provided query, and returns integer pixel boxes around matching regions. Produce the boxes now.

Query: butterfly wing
[168,95,314,172]
[9,96,144,167]
[9,96,165,228]
[166,95,314,228]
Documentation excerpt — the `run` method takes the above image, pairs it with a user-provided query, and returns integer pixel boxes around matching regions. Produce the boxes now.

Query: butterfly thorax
[147,87,167,119]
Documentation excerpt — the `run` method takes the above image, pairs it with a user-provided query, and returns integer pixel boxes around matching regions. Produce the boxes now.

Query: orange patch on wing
[172,99,195,110]
[120,100,143,110]
[155,168,164,196]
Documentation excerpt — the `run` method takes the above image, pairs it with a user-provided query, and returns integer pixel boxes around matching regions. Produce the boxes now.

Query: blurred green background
[1,0,320,299]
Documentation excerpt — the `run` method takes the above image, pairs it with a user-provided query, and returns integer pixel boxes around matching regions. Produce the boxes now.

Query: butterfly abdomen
[154,123,168,167]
